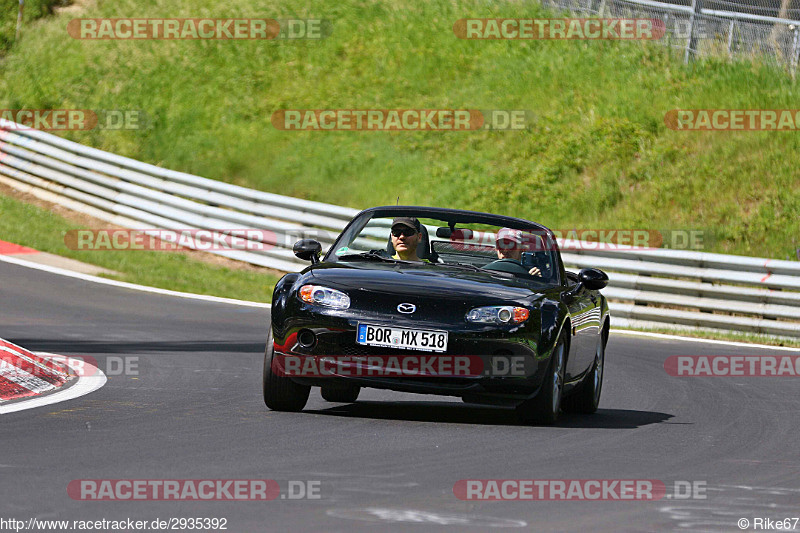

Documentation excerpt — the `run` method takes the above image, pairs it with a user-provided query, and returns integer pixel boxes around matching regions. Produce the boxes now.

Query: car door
[563,272,600,381]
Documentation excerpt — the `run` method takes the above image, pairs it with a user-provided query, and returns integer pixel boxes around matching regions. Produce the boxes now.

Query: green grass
[1,0,65,55]
[0,0,799,260]
[0,193,278,302]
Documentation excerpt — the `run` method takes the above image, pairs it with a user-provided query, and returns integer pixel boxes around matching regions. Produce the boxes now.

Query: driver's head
[496,228,523,260]
[391,217,422,258]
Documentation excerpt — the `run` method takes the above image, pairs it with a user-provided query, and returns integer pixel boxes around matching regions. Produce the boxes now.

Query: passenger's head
[391,217,423,259]
[495,228,523,260]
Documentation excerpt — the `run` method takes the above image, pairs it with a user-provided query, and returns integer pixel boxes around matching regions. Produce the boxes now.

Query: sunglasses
[391,227,417,237]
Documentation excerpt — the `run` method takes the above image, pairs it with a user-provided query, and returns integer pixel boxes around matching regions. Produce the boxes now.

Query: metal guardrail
[2,120,799,338]
[0,120,357,272]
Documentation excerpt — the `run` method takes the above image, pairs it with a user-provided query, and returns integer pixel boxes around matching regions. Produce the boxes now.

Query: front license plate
[357,324,448,352]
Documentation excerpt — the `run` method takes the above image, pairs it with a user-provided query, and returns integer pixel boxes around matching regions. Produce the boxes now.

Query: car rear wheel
[262,326,310,411]
[321,385,361,403]
[563,335,605,414]
[515,330,566,425]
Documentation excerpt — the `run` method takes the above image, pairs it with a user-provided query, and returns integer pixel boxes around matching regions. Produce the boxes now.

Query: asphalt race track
[2,259,798,532]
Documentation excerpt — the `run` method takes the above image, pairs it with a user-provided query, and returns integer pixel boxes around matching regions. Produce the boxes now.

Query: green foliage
[1,0,66,54]
[1,0,798,259]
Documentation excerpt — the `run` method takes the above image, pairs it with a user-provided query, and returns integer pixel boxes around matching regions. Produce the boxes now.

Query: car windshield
[325,210,560,284]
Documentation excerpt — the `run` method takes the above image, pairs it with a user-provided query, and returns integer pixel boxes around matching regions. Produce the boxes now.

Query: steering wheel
[482,258,532,276]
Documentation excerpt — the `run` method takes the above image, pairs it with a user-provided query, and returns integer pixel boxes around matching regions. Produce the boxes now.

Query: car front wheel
[262,326,310,411]
[516,330,566,425]
[563,334,605,414]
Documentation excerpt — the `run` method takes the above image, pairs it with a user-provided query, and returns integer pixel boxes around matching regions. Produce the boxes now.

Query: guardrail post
[684,0,703,64]
[15,0,24,43]
[727,19,736,57]
[790,25,800,77]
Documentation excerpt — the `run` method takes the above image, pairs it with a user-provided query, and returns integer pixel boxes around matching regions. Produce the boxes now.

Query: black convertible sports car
[263,206,610,424]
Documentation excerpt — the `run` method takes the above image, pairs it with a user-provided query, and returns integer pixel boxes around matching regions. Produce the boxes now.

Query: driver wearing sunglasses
[390,217,430,262]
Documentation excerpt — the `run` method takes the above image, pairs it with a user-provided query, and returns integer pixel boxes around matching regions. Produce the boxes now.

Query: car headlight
[299,285,351,309]
[466,306,529,324]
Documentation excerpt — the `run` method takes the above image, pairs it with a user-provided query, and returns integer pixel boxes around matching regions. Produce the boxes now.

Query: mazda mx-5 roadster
[263,206,610,424]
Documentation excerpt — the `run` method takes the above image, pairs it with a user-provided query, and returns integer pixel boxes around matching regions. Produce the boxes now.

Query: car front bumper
[271,314,552,402]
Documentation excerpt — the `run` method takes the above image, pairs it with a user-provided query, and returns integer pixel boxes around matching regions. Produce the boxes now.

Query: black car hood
[308,262,547,304]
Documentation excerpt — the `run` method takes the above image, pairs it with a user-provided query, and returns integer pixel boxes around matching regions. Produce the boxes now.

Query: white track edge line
[0,254,270,308]
[612,328,800,352]
[0,353,107,414]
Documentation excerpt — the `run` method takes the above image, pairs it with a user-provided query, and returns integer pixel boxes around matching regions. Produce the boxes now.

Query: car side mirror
[293,239,322,264]
[580,268,609,291]
[564,268,608,302]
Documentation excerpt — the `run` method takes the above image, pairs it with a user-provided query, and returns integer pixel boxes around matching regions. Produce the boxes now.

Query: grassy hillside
[1,0,798,259]
[1,0,65,54]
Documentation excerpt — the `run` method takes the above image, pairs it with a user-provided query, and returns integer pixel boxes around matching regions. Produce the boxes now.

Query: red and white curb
[0,338,106,414]
[0,239,38,256]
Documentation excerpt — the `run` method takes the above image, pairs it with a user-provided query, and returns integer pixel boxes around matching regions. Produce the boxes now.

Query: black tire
[262,326,310,412]
[515,330,567,425]
[563,334,605,414]
[321,385,360,403]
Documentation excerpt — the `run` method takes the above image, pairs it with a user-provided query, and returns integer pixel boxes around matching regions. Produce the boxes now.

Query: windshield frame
[323,206,565,286]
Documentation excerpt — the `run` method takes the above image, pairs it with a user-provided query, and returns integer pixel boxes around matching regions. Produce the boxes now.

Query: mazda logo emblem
[397,303,416,314]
